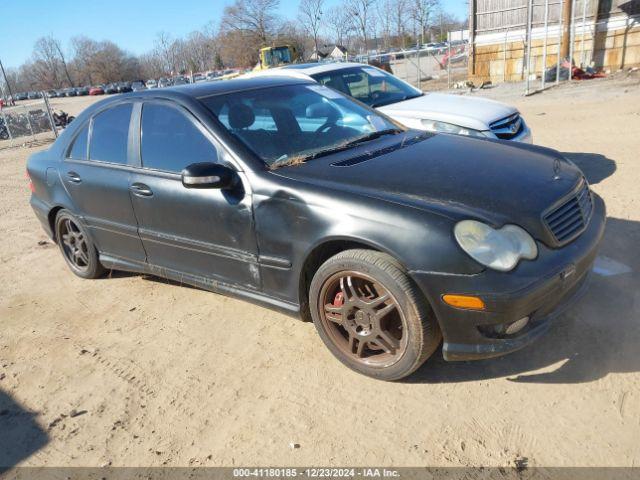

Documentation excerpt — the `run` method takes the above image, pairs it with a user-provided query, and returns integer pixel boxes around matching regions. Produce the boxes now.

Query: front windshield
[200,84,403,168]
[311,66,422,108]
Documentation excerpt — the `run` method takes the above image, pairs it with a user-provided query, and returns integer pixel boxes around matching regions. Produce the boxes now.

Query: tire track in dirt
[74,344,156,397]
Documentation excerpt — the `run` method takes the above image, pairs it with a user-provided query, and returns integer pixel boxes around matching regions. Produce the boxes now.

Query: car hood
[273,133,582,245]
[377,93,518,131]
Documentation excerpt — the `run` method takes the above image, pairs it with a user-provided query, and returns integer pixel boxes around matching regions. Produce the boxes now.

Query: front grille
[490,113,523,140]
[543,179,593,245]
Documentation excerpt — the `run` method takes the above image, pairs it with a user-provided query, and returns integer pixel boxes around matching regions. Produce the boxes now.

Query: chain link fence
[361,32,470,91]
[0,94,58,151]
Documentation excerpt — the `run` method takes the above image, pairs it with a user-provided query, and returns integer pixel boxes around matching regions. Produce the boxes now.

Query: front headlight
[421,119,487,138]
[454,220,538,272]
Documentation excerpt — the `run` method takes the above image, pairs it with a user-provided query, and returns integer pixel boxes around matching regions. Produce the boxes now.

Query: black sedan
[26,77,605,380]
[117,82,132,93]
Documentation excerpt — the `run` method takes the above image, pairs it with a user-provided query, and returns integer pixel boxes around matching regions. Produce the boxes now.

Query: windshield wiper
[306,129,403,159]
[270,129,404,169]
[342,128,404,147]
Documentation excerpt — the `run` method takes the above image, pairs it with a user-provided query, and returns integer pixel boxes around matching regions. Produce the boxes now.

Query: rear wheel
[309,249,441,381]
[55,210,105,279]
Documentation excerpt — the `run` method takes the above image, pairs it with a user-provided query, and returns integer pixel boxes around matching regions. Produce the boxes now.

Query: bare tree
[377,0,394,50]
[138,52,165,80]
[221,0,280,44]
[298,0,324,56]
[181,30,219,73]
[410,0,439,46]
[71,36,100,85]
[392,0,410,48]
[218,0,282,66]
[31,36,75,88]
[324,5,353,48]
[277,20,315,60]
[345,0,378,53]
[154,31,180,74]
[217,29,261,68]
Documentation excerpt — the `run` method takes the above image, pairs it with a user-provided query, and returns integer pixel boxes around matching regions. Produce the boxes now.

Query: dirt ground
[1,75,639,469]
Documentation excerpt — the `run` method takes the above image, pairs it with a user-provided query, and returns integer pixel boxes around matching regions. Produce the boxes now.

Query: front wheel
[309,249,441,381]
[55,210,105,279]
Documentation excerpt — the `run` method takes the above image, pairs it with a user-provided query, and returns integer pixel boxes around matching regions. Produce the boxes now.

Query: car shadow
[0,389,48,471]
[406,216,640,385]
[562,152,617,185]
[100,268,202,291]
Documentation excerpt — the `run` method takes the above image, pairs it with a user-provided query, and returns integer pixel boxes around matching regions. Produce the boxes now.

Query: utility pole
[0,58,15,103]
[560,0,573,59]
[469,0,476,77]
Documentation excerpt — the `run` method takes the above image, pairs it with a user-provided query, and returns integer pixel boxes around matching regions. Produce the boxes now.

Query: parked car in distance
[146,79,158,89]
[157,77,171,88]
[104,84,119,94]
[46,90,58,98]
[26,77,604,381]
[172,77,188,86]
[77,87,90,96]
[63,88,77,97]
[117,82,132,93]
[132,81,147,92]
[89,86,105,95]
[15,92,29,101]
[251,62,532,142]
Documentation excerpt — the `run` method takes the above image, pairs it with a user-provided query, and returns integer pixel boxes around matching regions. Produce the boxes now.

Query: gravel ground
[1,75,639,469]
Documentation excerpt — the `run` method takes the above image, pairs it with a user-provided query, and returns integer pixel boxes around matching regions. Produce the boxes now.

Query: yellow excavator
[255,45,300,70]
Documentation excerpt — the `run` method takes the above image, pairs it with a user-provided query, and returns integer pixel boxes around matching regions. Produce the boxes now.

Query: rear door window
[140,103,219,173]
[89,103,132,164]
[67,124,89,160]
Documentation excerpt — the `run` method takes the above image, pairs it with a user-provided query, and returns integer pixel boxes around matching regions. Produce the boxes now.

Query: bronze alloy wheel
[310,249,441,380]
[55,210,105,279]
[318,271,409,368]
[59,217,90,272]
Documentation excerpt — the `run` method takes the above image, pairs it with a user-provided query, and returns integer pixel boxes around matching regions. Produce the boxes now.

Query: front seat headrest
[228,104,255,130]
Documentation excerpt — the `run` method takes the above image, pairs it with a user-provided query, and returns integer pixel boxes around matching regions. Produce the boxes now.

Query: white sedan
[247,62,532,143]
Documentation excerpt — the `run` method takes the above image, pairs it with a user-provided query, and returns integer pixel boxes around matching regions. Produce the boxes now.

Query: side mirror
[181,162,235,189]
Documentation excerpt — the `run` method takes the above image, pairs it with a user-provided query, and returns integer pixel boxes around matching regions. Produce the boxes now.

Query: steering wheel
[309,120,337,147]
[371,91,383,102]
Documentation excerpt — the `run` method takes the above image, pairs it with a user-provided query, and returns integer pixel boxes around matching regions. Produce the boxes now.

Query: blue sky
[0,0,468,69]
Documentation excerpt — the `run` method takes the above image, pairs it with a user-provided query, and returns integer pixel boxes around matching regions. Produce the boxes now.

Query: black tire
[309,249,441,381]
[55,210,105,279]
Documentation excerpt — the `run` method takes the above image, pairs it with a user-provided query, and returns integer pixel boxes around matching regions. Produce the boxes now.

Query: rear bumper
[30,195,54,240]
[410,193,606,361]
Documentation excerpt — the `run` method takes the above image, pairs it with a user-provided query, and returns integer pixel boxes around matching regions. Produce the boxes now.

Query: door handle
[66,171,82,183]
[130,182,153,197]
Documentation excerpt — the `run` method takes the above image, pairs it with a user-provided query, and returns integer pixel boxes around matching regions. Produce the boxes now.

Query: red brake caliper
[333,291,344,308]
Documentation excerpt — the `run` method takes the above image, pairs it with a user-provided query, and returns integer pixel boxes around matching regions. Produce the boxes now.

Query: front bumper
[410,193,606,361]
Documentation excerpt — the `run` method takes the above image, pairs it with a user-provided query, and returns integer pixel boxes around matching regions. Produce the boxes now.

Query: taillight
[26,170,35,193]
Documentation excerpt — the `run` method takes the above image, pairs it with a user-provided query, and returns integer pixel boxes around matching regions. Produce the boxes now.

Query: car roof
[157,75,310,98]
[280,62,369,75]
[75,76,315,120]
[248,62,372,81]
